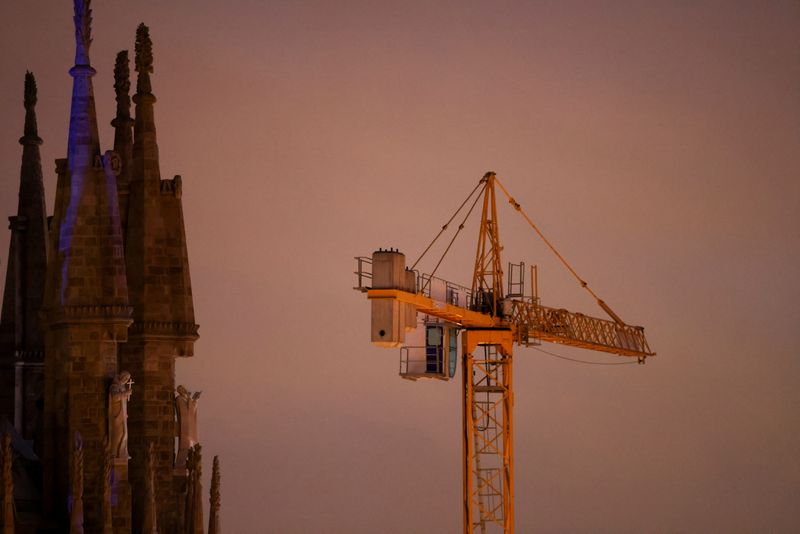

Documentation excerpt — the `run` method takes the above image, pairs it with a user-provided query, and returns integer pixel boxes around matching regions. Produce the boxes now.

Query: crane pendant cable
[493,176,627,326]
[411,174,630,327]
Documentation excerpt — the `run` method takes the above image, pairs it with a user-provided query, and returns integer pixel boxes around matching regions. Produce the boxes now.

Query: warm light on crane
[354,172,654,534]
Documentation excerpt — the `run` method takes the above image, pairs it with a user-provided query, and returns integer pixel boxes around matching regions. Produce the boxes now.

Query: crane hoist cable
[424,181,486,286]
[493,177,628,326]
[410,179,487,270]
[532,346,637,366]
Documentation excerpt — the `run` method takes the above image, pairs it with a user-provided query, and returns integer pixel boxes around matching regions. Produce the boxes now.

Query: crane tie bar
[425,182,486,288]
[494,177,627,326]
[411,179,486,271]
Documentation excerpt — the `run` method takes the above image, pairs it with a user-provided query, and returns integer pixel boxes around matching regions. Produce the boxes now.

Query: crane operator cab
[400,318,459,381]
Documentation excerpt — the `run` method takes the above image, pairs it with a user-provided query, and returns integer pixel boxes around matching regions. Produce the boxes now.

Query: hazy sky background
[1,1,798,532]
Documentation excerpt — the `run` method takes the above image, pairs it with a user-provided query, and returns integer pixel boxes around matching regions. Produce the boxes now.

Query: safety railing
[399,345,448,380]
[356,256,474,309]
[353,256,372,292]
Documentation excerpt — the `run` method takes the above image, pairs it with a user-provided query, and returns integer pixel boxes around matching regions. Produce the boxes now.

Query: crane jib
[366,288,654,359]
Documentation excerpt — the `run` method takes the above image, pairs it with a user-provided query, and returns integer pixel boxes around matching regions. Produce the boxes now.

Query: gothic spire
[113,50,132,129]
[73,0,92,66]
[208,456,221,534]
[48,0,129,309]
[0,71,48,361]
[132,22,161,186]
[135,24,153,96]
[112,50,134,232]
[67,0,100,177]
[22,71,42,145]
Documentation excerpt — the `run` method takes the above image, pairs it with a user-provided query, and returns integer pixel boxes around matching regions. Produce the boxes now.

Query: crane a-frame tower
[354,172,654,533]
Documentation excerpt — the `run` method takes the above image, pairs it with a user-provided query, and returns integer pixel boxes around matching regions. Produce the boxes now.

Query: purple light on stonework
[59,179,83,305]
[60,0,97,305]
[110,463,119,506]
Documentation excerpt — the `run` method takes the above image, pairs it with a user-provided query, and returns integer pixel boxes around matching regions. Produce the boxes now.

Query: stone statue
[108,371,133,460]
[174,385,200,469]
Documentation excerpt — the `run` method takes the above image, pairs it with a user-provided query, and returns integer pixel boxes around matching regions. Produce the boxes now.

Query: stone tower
[40,0,133,530]
[118,22,199,533]
[0,2,208,532]
[0,72,48,453]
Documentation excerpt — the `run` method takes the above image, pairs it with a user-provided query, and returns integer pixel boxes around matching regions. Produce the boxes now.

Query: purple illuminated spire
[73,0,92,66]
[49,0,129,308]
[66,0,100,177]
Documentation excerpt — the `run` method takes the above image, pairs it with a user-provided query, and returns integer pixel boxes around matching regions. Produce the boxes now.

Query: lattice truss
[465,344,513,534]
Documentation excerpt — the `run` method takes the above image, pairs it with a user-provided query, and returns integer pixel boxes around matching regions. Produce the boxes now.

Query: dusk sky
[1,1,798,532]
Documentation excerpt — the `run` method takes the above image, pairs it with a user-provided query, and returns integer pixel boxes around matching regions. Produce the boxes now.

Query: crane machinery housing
[354,172,654,534]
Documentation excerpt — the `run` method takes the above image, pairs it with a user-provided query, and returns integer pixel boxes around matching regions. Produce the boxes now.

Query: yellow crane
[354,172,654,534]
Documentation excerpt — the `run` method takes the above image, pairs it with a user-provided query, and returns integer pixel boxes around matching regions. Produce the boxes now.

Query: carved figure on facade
[108,371,133,460]
[175,385,200,469]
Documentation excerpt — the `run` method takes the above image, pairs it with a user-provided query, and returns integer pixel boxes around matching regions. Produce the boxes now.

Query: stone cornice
[43,304,133,325]
[128,320,199,339]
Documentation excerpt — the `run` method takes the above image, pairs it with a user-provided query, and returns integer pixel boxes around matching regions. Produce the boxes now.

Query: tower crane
[354,172,654,534]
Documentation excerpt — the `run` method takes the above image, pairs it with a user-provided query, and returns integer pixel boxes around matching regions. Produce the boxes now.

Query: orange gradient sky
[1,1,798,532]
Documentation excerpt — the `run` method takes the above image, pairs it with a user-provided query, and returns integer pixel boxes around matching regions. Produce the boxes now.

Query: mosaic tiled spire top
[73,0,93,66]
[135,23,153,95]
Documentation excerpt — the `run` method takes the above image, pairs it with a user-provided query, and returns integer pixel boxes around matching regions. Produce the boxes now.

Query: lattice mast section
[471,172,504,318]
[463,331,514,534]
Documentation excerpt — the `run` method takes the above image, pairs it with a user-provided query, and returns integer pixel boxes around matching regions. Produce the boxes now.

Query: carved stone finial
[185,444,204,534]
[135,23,154,94]
[20,71,42,146]
[114,50,130,97]
[24,71,37,109]
[73,0,93,65]
[208,456,221,534]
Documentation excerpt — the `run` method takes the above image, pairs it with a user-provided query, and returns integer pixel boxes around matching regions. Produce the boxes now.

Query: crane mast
[354,172,654,534]
[465,172,513,533]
